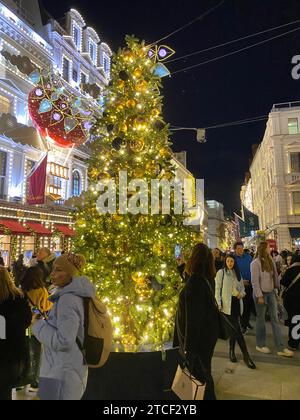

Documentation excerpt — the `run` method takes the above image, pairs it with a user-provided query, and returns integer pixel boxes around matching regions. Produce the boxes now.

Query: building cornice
[0,4,52,62]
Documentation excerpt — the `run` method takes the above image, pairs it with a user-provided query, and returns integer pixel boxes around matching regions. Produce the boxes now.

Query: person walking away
[215,254,256,369]
[32,254,95,400]
[251,242,294,358]
[234,242,255,333]
[0,267,32,400]
[281,253,300,351]
[20,266,53,392]
[174,244,219,400]
[212,248,223,272]
[12,254,27,287]
[36,248,56,288]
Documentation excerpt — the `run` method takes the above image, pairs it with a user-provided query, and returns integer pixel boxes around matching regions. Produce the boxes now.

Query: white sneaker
[277,349,294,358]
[256,346,271,354]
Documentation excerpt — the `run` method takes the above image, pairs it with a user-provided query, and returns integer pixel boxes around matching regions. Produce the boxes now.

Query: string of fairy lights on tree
[74,36,199,352]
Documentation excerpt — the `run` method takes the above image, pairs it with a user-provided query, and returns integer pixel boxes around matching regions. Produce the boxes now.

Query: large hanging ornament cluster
[28,69,100,148]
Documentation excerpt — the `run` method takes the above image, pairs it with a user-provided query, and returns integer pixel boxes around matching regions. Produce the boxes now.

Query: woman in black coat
[174,244,219,400]
[0,267,32,400]
[281,254,300,350]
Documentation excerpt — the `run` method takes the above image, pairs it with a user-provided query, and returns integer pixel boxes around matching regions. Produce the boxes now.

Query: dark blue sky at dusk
[41,0,300,214]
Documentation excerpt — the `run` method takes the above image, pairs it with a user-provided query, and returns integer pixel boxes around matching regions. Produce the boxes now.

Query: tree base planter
[82,348,180,400]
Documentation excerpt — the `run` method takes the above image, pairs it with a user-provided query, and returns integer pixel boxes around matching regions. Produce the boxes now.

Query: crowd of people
[175,241,300,400]
[0,241,299,401]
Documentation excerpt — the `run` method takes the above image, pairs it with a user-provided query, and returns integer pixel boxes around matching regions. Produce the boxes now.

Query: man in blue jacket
[234,242,255,333]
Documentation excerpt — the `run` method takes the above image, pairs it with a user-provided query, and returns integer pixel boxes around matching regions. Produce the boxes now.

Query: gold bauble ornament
[132,272,146,285]
[114,213,122,221]
[159,147,172,159]
[118,80,125,89]
[89,168,99,179]
[126,99,136,109]
[134,116,147,131]
[130,138,145,153]
[98,171,111,181]
[136,80,148,92]
[151,108,160,117]
[133,167,145,178]
[116,102,125,111]
[123,50,134,61]
[133,68,142,78]
[118,122,128,133]
[152,242,164,256]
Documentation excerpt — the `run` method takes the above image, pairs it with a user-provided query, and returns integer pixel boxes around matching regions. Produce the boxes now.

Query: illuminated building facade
[250,102,300,250]
[0,0,111,265]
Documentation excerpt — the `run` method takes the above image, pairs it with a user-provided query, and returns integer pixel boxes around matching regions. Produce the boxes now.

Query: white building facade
[207,200,226,250]
[250,101,300,250]
[0,0,111,265]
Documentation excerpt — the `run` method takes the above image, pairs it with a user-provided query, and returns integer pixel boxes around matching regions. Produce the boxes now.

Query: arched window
[72,170,81,197]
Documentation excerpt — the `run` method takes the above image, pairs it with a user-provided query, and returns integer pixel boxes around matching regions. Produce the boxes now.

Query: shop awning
[289,228,300,238]
[26,222,52,236]
[0,219,30,235]
[54,225,76,237]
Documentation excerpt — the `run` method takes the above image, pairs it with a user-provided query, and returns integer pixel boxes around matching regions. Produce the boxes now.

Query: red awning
[0,219,30,235]
[54,224,76,237]
[26,222,52,236]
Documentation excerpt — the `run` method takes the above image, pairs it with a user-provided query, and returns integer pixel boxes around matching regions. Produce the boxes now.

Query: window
[81,73,87,85]
[0,95,10,114]
[72,170,81,197]
[0,151,7,199]
[73,24,80,49]
[288,118,299,135]
[72,68,78,82]
[291,153,300,172]
[293,192,300,215]
[89,41,96,64]
[62,57,70,82]
[103,55,109,73]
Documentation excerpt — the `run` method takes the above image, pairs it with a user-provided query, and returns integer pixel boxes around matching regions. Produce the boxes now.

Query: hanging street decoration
[28,69,101,148]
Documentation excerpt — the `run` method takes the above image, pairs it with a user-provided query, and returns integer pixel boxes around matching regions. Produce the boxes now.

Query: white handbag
[172,365,206,400]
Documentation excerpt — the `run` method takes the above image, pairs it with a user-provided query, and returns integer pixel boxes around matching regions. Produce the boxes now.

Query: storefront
[289,227,300,250]
[0,203,75,266]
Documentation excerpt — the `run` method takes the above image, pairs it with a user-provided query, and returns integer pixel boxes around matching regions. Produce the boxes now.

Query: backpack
[77,296,113,369]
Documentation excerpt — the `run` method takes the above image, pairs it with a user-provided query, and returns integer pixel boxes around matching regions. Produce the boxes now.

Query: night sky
[41,0,300,214]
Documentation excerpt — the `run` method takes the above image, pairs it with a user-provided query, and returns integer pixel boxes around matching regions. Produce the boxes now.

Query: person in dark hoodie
[174,243,219,400]
[0,267,32,400]
[281,253,300,351]
[32,253,95,400]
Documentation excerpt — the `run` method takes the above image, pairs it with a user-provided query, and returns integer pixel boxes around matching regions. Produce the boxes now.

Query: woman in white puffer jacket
[215,254,256,369]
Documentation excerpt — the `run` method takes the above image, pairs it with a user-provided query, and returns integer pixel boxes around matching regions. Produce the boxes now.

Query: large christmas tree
[75,36,198,352]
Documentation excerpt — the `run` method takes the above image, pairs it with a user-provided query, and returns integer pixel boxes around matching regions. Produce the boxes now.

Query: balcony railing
[272,101,300,112]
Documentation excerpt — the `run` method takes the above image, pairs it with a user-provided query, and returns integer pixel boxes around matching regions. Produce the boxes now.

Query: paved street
[213,322,300,400]
[14,321,300,401]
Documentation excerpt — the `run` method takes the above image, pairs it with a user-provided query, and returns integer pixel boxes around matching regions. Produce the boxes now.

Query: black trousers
[227,298,250,358]
[241,285,256,329]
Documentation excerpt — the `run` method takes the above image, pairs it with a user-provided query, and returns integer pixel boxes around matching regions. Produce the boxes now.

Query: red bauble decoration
[28,79,92,149]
